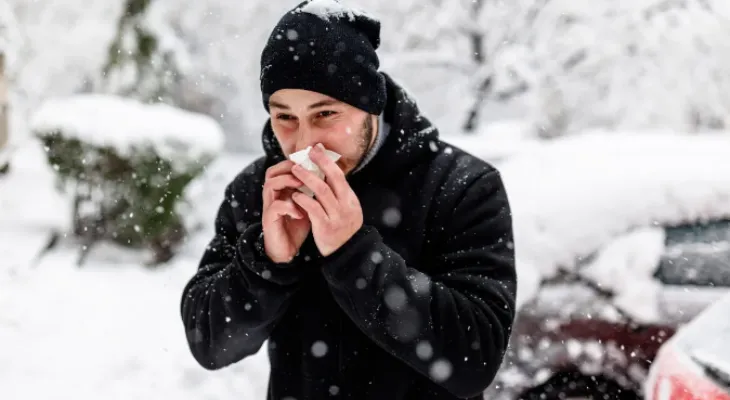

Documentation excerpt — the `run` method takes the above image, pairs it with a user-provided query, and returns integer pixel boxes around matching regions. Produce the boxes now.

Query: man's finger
[292,191,328,222]
[266,198,304,222]
[309,143,348,199]
[265,160,296,180]
[263,174,304,206]
[291,164,339,218]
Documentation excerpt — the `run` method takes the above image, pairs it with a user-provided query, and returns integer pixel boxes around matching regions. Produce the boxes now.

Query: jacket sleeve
[180,182,303,370]
[321,170,516,398]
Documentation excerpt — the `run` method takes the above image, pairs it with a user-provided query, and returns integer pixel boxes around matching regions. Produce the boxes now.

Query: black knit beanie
[260,0,387,115]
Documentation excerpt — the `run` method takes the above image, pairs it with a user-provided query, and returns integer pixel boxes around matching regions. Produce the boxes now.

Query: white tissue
[289,145,342,197]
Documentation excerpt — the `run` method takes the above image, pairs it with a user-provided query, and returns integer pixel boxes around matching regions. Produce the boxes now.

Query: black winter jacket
[180,73,517,399]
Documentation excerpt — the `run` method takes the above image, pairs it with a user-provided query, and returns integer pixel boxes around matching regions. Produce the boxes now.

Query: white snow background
[5,0,730,397]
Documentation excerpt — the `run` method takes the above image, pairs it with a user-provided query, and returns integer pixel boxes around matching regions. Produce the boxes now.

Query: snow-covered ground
[440,119,543,163]
[0,142,271,400]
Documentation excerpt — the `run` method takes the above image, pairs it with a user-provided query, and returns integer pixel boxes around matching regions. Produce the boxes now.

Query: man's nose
[294,126,317,152]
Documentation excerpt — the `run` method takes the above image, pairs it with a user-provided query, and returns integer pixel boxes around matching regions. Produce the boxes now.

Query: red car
[645,293,730,400]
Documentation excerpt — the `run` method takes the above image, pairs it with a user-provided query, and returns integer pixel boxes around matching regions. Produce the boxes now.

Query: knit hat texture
[260,0,387,115]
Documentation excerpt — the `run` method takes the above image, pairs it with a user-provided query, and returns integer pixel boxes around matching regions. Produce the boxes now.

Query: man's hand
[291,143,363,257]
[262,160,311,263]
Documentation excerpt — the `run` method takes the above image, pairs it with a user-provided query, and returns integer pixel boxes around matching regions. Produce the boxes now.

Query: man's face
[268,89,377,175]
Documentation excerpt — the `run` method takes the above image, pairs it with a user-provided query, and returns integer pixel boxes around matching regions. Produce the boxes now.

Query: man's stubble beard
[345,115,374,176]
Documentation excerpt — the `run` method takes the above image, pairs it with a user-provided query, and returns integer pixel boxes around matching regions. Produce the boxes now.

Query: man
[180,1,517,399]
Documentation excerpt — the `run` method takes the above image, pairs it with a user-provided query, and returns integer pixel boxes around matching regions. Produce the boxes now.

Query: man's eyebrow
[269,100,290,109]
[308,99,340,109]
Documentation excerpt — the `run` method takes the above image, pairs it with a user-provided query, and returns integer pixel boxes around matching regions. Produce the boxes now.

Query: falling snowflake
[429,359,453,382]
[311,340,328,357]
[416,341,433,360]
[382,207,401,227]
[261,270,272,280]
[355,278,367,289]
[370,251,384,264]
[329,385,340,395]
[384,285,407,311]
[286,29,299,40]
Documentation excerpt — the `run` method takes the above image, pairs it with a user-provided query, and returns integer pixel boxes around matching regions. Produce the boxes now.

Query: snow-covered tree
[0,3,18,169]
[529,0,730,134]
[108,0,294,151]
[97,0,189,105]
[364,0,546,135]
[2,0,122,143]
[0,0,22,161]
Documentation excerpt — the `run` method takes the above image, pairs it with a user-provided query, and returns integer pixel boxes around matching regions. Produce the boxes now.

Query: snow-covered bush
[31,94,224,266]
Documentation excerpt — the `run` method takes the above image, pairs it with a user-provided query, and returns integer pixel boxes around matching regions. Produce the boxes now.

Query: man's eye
[318,111,336,118]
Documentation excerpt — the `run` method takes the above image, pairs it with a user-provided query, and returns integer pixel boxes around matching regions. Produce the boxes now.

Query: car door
[655,219,730,324]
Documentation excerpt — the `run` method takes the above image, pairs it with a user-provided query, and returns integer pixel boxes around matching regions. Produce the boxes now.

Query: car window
[654,219,730,287]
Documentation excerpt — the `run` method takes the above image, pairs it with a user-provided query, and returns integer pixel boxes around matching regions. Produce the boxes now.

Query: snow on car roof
[498,131,730,307]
